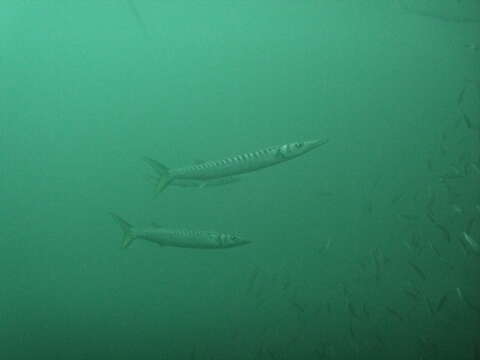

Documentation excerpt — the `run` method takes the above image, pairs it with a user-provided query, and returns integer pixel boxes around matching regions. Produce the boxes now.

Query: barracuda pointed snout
[236,239,252,247]
[305,138,329,150]
[232,235,251,246]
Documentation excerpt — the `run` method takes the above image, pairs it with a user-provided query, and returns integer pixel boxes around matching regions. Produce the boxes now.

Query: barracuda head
[277,139,329,159]
[214,233,251,248]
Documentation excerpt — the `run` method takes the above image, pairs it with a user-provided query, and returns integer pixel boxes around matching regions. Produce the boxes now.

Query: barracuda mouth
[306,138,330,150]
[231,236,251,247]
[235,240,252,248]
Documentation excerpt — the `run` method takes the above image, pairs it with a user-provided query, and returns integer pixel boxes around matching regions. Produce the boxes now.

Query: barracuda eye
[277,144,289,158]
[295,143,303,149]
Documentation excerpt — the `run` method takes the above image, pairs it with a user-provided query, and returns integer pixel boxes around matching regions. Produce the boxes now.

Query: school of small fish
[231,79,480,359]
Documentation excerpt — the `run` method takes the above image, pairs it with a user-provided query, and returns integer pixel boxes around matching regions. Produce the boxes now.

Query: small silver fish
[452,204,463,214]
[465,43,479,51]
[456,287,465,304]
[463,232,480,254]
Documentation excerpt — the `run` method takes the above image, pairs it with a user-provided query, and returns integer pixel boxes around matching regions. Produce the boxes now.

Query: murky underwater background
[1,1,479,359]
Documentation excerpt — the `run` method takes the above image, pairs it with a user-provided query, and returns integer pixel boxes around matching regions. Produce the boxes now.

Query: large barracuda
[145,139,328,193]
[171,176,241,188]
[111,214,250,249]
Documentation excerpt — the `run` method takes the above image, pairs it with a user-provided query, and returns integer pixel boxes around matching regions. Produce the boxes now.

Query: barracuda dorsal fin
[193,159,206,165]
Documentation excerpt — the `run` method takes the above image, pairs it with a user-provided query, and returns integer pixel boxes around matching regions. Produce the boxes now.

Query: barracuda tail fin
[143,157,173,194]
[110,213,135,248]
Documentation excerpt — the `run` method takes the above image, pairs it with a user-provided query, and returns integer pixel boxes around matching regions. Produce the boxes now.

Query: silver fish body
[135,227,247,249]
[111,214,249,250]
[145,139,328,192]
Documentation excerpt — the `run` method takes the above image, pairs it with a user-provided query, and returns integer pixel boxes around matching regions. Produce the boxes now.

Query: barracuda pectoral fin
[275,148,287,159]
[122,234,135,248]
[155,175,173,195]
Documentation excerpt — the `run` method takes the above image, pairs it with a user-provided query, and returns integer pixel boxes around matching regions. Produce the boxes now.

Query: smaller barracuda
[145,138,328,193]
[111,214,250,250]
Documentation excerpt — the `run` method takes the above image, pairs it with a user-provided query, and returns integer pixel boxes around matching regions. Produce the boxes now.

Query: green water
[1,1,479,359]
